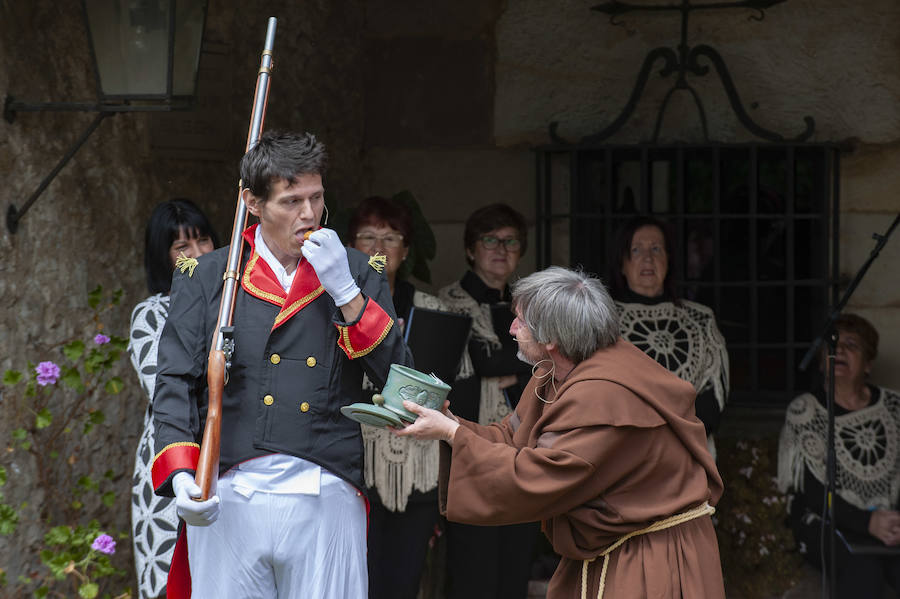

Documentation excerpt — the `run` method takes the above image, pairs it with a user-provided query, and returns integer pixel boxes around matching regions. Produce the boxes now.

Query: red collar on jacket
[240,224,325,330]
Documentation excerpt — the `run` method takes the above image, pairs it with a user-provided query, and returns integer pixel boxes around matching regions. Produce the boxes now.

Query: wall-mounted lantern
[4,0,208,233]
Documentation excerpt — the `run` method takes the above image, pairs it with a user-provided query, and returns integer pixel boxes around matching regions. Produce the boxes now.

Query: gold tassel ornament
[368,253,387,274]
[175,253,199,278]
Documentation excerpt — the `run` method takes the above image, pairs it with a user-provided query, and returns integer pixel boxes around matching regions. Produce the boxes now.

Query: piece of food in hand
[303,230,314,240]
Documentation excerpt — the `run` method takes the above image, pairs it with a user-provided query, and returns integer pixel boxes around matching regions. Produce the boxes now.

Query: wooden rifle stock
[196,349,225,499]
[194,17,277,500]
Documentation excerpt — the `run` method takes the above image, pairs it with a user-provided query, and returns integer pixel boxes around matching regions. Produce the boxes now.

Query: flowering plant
[714,436,805,598]
[1,285,132,598]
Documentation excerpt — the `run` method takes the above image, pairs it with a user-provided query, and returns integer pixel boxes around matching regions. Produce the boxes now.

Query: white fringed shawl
[776,388,900,511]
[438,280,511,427]
[616,299,729,411]
[361,290,445,511]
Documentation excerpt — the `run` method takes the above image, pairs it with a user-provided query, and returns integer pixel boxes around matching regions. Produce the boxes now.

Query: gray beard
[517,349,537,366]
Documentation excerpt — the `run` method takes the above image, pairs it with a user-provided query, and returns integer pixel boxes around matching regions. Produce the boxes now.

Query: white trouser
[186,471,367,599]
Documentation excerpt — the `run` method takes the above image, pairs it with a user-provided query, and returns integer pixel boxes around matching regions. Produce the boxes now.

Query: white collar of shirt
[254,226,300,293]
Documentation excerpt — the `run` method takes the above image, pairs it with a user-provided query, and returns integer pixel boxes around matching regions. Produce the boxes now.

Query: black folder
[404,306,472,384]
[835,528,900,556]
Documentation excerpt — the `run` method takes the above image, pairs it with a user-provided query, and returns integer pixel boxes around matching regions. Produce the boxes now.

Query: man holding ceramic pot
[397,266,725,599]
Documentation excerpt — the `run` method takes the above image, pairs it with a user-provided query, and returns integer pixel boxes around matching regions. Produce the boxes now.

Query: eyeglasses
[355,232,404,249]
[480,235,521,251]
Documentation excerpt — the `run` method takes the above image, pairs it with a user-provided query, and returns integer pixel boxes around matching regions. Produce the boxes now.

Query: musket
[194,17,277,500]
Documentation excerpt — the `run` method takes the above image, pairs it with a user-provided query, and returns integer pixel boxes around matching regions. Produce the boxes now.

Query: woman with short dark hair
[438,202,538,599]
[346,196,447,599]
[129,198,217,599]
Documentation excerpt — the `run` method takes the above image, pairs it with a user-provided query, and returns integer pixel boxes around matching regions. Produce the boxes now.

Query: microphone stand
[798,212,899,598]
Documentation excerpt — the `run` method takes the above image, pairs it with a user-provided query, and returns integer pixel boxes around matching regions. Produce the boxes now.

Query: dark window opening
[535,144,840,408]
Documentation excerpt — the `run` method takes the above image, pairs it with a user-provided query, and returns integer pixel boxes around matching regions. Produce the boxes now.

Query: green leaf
[24,381,35,398]
[20,441,31,451]
[49,450,59,459]
[103,469,115,480]
[71,500,83,510]
[0,466,6,487]
[110,335,128,351]
[88,285,103,310]
[0,503,19,535]
[101,491,116,507]
[104,377,124,394]
[77,476,99,493]
[83,410,105,435]
[34,587,49,598]
[11,429,26,441]
[111,288,124,305]
[61,367,84,391]
[35,409,52,430]
[84,349,105,374]
[2,370,22,385]
[102,349,122,368]
[62,339,85,362]
[44,525,72,545]
[78,582,99,599]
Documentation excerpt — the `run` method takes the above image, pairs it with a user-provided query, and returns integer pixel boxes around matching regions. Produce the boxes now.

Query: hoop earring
[532,359,558,404]
[322,204,330,226]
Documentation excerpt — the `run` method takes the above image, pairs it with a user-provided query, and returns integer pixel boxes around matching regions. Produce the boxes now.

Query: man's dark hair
[240,131,328,201]
[145,198,219,294]
[463,203,528,266]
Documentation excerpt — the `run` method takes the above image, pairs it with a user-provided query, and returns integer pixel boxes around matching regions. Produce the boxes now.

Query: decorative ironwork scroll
[549,0,815,144]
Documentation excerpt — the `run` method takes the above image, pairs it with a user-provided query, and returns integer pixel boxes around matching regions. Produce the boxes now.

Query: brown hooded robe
[439,339,725,599]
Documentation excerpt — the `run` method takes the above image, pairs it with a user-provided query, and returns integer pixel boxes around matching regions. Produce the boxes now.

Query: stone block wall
[0,1,366,592]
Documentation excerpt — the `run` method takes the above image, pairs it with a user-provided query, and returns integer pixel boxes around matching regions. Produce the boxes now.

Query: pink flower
[91,533,116,555]
[35,361,61,386]
[93,334,110,345]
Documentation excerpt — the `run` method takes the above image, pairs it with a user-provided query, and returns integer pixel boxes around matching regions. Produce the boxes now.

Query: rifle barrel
[195,17,278,501]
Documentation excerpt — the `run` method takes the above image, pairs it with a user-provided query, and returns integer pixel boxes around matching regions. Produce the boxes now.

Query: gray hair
[511,266,620,363]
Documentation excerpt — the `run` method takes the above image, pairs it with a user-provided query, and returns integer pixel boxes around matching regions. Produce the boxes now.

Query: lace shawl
[777,388,900,510]
[438,280,511,426]
[361,290,444,511]
[616,299,729,410]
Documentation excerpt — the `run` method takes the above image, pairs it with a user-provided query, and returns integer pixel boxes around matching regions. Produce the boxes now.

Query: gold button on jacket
[263,394,274,406]
[306,356,317,367]
[270,353,281,365]
[300,402,310,412]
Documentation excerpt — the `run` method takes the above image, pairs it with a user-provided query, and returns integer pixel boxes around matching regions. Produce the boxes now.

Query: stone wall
[0,1,365,593]
[366,0,900,391]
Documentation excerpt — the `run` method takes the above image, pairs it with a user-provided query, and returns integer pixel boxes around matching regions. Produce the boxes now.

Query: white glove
[172,472,220,527]
[301,228,360,307]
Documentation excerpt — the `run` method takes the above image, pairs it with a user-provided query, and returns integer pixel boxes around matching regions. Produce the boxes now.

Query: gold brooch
[175,253,199,277]
[368,253,387,273]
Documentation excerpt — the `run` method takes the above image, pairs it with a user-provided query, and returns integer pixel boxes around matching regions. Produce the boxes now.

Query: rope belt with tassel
[580,501,715,599]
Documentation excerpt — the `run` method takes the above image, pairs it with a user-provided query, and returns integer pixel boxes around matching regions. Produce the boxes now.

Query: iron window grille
[534,143,840,408]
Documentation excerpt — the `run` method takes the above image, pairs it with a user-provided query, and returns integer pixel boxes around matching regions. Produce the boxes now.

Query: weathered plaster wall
[494,0,900,146]
[360,0,535,293]
[366,0,900,390]
[0,1,365,592]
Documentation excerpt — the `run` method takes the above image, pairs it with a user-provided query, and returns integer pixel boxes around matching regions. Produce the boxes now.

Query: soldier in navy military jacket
[151,131,412,599]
